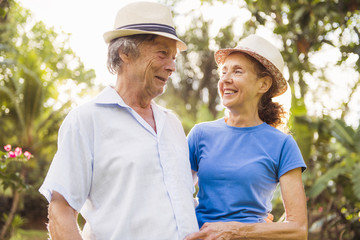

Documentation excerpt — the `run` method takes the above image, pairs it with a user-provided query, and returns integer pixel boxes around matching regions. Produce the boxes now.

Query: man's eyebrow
[157,44,172,52]
[158,43,178,56]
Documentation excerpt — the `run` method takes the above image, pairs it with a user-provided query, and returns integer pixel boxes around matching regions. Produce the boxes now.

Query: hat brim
[103,29,187,51]
[215,47,287,97]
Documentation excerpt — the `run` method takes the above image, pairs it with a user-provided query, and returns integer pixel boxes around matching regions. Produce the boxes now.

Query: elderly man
[39,2,198,239]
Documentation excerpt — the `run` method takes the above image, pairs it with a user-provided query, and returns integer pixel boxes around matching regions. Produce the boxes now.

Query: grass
[10,229,48,240]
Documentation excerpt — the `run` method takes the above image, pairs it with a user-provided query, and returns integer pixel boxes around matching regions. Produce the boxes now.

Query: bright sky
[21,0,359,127]
[22,0,149,87]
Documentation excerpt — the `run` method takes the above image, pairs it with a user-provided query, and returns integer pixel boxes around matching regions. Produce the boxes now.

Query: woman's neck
[226,111,263,128]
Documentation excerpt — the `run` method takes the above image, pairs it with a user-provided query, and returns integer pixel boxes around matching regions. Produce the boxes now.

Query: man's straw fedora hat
[103,1,187,51]
[215,34,287,97]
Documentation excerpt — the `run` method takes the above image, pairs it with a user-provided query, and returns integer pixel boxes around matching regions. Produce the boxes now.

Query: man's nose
[165,59,176,74]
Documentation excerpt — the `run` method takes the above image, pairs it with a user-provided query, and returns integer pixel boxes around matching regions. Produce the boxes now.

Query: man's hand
[184,214,273,240]
[184,222,243,240]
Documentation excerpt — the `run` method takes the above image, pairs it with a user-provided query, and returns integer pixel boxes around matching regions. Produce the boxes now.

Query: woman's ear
[258,76,272,94]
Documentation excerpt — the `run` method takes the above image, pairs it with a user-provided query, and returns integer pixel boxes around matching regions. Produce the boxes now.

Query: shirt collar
[95,86,171,113]
[94,86,127,107]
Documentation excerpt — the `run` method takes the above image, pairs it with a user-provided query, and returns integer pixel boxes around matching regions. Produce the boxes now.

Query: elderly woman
[185,35,308,240]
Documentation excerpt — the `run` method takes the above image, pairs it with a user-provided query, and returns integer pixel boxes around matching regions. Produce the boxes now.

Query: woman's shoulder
[193,118,225,130]
[260,123,295,142]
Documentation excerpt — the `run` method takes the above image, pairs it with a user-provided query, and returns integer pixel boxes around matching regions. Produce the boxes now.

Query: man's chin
[151,87,166,99]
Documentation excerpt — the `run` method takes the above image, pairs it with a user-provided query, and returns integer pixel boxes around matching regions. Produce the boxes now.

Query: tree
[0,0,95,237]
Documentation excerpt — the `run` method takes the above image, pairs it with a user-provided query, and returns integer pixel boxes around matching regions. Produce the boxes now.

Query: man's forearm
[48,212,82,240]
[48,191,83,240]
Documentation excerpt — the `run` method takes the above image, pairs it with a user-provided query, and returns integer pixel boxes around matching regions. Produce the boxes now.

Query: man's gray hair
[107,34,157,74]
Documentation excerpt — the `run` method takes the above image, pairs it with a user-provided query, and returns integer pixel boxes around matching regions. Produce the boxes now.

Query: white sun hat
[103,1,187,51]
[215,34,287,97]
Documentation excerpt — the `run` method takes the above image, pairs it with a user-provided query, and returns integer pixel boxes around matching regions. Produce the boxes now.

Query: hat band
[116,23,177,37]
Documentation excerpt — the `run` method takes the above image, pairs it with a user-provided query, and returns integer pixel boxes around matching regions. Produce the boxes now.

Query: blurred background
[0,0,359,239]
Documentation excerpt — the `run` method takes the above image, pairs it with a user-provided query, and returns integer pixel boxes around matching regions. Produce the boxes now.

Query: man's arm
[185,168,308,240]
[48,191,83,240]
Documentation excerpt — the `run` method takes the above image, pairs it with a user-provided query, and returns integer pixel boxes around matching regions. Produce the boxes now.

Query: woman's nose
[220,72,232,83]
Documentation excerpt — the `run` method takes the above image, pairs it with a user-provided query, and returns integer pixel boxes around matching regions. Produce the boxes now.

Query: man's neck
[114,76,156,132]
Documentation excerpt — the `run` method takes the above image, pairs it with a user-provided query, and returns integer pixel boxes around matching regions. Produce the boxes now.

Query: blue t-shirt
[187,118,306,228]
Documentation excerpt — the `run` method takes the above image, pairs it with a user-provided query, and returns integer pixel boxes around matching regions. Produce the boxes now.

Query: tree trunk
[0,190,21,239]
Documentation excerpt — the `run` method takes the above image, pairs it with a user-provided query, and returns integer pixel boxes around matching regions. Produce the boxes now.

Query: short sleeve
[39,109,93,212]
[278,135,307,179]
[187,125,199,172]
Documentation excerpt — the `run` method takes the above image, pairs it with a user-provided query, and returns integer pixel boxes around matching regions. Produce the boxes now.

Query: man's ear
[258,76,272,94]
[119,50,130,63]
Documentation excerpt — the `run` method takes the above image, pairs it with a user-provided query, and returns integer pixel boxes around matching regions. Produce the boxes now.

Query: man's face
[130,36,178,99]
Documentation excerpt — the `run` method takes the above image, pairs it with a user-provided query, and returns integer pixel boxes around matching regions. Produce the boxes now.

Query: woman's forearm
[238,221,307,240]
[185,220,307,240]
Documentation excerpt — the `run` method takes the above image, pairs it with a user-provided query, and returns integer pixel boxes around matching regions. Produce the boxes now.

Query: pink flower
[8,151,16,158]
[4,144,11,152]
[24,151,32,160]
[14,147,22,157]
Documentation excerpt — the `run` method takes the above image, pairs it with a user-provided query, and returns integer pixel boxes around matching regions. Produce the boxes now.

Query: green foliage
[0,0,95,182]
[9,229,48,240]
[0,147,32,192]
[308,118,360,199]
[352,164,360,200]
[0,0,96,236]
[2,214,26,237]
[307,161,347,199]
[302,117,360,239]
[0,145,33,239]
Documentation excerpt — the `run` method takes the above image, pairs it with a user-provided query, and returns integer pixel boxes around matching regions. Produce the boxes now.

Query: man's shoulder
[153,102,172,113]
[68,86,117,115]
[152,102,179,121]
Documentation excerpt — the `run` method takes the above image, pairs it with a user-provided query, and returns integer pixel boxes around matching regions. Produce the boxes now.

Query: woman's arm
[192,170,198,186]
[48,191,83,240]
[185,168,308,240]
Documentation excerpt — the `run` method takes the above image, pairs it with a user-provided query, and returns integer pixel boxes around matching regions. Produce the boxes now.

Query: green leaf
[293,5,308,23]
[352,164,360,200]
[307,162,348,198]
[331,119,355,147]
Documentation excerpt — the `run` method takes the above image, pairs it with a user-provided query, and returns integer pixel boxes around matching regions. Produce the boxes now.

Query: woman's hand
[185,221,243,240]
[265,213,274,223]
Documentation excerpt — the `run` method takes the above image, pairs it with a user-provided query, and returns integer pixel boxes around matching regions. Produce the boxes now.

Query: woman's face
[218,52,264,112]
